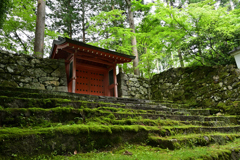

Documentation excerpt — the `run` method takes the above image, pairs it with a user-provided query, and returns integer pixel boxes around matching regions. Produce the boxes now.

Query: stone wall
[0,50,67,92]
[151,65,240,111]
[117,72,150,99]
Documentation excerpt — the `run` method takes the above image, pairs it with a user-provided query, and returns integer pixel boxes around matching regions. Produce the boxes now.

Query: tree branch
[15,31,28,53]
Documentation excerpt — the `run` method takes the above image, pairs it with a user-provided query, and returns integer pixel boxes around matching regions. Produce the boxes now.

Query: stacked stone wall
[0,50,67,92]
[117,72,150,99]
[2,49,240,109]
[151,65,240,109]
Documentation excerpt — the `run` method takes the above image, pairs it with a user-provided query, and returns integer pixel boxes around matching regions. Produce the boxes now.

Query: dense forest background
[0,0,240,78]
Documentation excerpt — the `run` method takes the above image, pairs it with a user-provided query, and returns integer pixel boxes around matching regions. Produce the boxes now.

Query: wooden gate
[75,68,105,96]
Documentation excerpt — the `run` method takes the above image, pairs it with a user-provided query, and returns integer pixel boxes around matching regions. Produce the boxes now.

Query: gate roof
[50,37,135,65]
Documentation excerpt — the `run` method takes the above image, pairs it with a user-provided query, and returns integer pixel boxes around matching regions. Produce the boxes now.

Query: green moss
[0,80,18,88]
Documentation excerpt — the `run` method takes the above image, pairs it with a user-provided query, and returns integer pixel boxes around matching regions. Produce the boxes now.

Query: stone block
[30,83,45,90]
[39,77,59,82]
[46,85,53,90]
[30,59,41,64]
[41,67,54,74]
[0,64,5,68]
[122,74,128,81]
[129,78,137,82]
[51,69,61,77]
[6,66,14,73]
[50,64,59,70]
[121,90,128,96]
[0,80,18,88]
[54,86,68,92]
[131,87,136,91]
[44,81,60,86]
[121,85,128,90]
[60,78,67,86]
[130,91,135,96]
[20,77,32,83]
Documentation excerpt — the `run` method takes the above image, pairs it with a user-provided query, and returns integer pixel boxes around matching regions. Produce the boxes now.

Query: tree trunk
[156,60,159,73]
[34,0,45,58]
[82,0,86,43]
[68,0,72,39]
[178,49,184,67]
[198,43,205,65]
[119,64,123,73]
[126,0,140,76]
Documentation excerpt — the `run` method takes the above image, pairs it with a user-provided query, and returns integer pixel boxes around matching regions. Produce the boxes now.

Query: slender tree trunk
[34,0,45,58]
[156,60,159,73]
[82,0,86,43]
[119,64,123,73]
[178,49,184,67]
[230,0,234,10]
[69,24,72,39]
[198,43,205,65]
[126,0,140,76]
[68,0,72,39]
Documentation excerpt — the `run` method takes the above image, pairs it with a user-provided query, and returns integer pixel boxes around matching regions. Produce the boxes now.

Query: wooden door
[75,68,105,96]
[89,71,105,96]
[76,69,89,94]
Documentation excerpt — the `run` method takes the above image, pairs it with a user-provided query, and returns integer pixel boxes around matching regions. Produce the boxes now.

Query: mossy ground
[9,138,240,160]
[1,87,240,160]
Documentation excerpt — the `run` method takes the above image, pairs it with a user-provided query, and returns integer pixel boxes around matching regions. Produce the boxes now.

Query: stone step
[0,87,150,104]
[0,124,150,157]
[148,133,240,150]
[161,125,240,136]
[0,87,191,110]
[1,124,240,158]
[0,107,235,127]
[181,120,227,127]
[0,107,186,127]
[99,112,238,124]
[108,119,227,127]
[0,96,215,117]
[171,108,211,116]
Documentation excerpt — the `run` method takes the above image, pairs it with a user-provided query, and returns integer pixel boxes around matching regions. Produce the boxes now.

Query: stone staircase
[0,87,240,160]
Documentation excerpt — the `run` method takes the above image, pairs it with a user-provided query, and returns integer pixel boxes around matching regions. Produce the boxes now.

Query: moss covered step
[0,107,184,127]
[0,87,150,104]
[99,112,238,124]
[0,108,208,127]
[0,96,172,111]
[0,96,216,118]
[0,87,188,110]
[160,125,240,136]
[0,96,126,109]
[2,124,240,159]
[171,108,211,116]
[0,107,237,127]
[0,124,155,158]
[181,120,227,127]
[48,138,240,160]
[148,133,240,150]
[99,118,228,127]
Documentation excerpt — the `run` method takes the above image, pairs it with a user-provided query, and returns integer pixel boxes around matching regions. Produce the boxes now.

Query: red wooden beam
[77,56,114,66]
[66,43,133,63]
[63,48,118,64]
[77,63,108,72]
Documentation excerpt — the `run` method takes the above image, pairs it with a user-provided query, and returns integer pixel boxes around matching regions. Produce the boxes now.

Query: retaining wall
[0,50,67,92]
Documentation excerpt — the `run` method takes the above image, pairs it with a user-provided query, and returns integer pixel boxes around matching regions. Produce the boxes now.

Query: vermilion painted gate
[50,37,135,97]
[75,68,105,96]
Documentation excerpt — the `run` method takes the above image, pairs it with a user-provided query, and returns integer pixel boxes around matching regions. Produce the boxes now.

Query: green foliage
[88,9,133,55]
[47,0,99,42]
[0,0,63,55]
[0,0,10,28]
[149,0,239,67]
